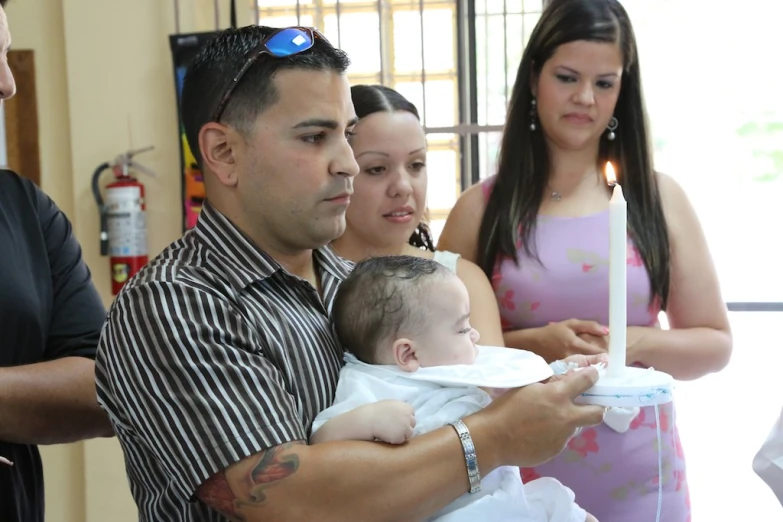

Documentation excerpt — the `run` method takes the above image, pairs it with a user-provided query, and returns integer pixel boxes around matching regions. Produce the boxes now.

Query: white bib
[343,345,554,388]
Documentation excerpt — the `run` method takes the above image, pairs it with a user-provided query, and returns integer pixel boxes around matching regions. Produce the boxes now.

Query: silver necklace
[547,185,562,201]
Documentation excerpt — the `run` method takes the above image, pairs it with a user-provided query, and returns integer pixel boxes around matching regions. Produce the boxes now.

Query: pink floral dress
[483,177,690,522]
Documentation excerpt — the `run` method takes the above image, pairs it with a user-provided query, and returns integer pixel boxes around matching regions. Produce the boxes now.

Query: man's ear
[393,338,420,373]
[198,122,242,188]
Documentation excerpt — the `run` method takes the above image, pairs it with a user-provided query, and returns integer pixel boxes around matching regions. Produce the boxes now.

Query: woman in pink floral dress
[438,1,732,520]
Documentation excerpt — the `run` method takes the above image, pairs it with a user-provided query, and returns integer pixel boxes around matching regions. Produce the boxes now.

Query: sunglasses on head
[212,26,331,122]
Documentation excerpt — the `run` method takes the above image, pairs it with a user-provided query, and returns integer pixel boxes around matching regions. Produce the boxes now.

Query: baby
[311,255,598,522]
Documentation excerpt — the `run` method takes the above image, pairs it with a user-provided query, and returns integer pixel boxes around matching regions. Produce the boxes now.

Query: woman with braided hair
[331,84,505,346]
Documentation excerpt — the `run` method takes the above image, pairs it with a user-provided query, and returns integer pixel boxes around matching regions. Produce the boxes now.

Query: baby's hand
[369,400,416,444]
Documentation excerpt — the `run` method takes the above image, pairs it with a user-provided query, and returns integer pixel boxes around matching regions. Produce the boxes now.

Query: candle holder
[574,364,674,408]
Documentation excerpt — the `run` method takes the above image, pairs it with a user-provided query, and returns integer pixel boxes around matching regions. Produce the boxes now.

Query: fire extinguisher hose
[91,161,112,257]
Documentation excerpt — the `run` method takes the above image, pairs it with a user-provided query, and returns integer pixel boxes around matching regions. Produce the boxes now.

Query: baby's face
[412,273,480,368]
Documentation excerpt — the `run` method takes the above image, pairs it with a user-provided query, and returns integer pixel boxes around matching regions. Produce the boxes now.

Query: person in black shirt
[0,2,114,521]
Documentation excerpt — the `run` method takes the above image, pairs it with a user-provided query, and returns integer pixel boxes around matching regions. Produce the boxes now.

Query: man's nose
[0,60,16,101]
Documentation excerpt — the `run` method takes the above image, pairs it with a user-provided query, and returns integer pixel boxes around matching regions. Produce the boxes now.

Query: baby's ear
[392,338,420,373]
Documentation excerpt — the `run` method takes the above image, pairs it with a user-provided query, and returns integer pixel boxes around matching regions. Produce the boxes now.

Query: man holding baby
[95,24,605,522]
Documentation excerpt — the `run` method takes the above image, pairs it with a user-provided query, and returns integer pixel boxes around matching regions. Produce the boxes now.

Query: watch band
[450,419,481,494]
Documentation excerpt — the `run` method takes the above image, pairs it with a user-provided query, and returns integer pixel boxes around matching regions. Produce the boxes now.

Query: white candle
[605,162,627,377]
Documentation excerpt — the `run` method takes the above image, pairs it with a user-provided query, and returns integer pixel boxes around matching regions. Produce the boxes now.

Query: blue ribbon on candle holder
[579,387,672,405]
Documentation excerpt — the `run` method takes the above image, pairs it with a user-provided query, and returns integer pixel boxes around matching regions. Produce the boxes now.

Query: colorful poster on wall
[169,32,220,232]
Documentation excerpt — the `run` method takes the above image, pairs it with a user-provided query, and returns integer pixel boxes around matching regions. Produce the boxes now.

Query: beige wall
[5,0,255,520]
[6,0,74,216]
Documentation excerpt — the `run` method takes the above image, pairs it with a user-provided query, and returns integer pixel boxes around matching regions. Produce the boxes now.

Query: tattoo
[197,441,303,519]
[197,471,244,521]
[245,441,302,502]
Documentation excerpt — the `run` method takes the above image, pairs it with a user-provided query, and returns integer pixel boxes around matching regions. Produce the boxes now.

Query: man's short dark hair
[181,25,351,167]
[0,1,8,8]
[333,256,449,364]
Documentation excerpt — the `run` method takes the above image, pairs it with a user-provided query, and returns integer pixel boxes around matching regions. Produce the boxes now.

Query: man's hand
[368,400,416,444]
[0,456,12,466]
[560,353,610,369]
[467,365,605,470]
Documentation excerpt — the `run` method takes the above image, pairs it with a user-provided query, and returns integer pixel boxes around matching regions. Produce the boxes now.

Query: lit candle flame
[604,161,617,186]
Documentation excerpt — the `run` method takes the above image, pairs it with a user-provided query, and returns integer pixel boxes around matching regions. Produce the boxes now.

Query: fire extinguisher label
[106,186,147,257]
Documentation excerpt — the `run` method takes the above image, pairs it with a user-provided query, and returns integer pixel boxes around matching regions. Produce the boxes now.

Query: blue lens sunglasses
[212,26,331,122]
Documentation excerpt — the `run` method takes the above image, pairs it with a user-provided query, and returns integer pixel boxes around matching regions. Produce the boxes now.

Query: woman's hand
[539,319,609,359]
[576,326,653,366]
[504,319,610,362]
[577,331,610,351]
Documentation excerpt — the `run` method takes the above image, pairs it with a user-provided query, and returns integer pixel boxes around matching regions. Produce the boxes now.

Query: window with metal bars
[255,0,542,237]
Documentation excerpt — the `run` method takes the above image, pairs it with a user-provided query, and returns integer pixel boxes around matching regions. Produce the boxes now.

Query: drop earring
[606,116,619,140]
[529,98,537,131]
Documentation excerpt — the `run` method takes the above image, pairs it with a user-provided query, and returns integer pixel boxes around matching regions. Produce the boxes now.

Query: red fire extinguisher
[91,146,156,295]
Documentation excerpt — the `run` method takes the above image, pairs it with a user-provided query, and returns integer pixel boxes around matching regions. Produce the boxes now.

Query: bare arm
[197,370,607,522]
[455,258,504,346]
[0,357,113,444]
[440,185,505,347]
[2,179,115,443]
[626,326,730,380]
[437,183,486,264]
[199,429,474,522]
[626,174,732,380]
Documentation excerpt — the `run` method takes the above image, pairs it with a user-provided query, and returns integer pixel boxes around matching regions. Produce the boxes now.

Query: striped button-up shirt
[95,201,352,521]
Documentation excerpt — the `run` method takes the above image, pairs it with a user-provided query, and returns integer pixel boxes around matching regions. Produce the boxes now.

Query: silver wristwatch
[450,420,481,494]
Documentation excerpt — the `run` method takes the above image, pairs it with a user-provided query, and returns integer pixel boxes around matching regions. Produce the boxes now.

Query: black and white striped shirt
[95,201,352,521]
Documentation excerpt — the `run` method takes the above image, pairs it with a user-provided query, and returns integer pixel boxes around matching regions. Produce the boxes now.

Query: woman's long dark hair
[350,84,436,252]
[477,0,670,309]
